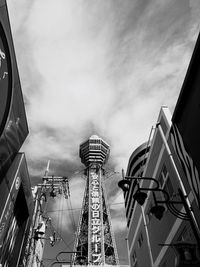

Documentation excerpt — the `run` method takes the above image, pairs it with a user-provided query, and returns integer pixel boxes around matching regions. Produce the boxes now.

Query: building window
[158,164,174,199]
[132,250,137,266]
[137,232,144,248]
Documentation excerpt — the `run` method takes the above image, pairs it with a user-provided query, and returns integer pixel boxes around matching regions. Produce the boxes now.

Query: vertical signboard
[89,167,104,265]
[171,32,200,210]
[170,124,200,208]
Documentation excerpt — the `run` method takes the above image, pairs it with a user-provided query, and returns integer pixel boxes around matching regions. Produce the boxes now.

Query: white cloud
[11,0,199,176]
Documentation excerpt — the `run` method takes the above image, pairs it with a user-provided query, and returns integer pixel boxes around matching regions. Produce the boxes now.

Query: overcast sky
[7,0,200,176]
[6,0,200,265]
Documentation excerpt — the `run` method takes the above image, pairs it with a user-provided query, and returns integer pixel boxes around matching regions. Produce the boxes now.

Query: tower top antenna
[44,160,50,177]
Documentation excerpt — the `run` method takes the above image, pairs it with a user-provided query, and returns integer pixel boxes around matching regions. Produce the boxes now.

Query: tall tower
[72,135,119,265]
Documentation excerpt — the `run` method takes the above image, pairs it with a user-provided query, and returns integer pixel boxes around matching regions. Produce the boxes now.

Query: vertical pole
[156,123,200,249]
[141,206,154,267]
[27,161,50,266]
[122,169,125,179]
[26,188,39,266]
[44,160,50,177]
[125,236,131,267]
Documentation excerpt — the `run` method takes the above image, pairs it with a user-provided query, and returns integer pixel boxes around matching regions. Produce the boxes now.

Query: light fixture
[133,191,147,205]
[118,179,132,191]
[150,205,165,220]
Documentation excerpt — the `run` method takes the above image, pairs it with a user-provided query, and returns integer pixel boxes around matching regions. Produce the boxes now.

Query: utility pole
[25,161,70,267]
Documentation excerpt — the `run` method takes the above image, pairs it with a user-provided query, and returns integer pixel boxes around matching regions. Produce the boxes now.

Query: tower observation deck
[72,135,119,266]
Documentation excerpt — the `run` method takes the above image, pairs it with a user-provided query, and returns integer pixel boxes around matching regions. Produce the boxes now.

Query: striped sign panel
[170,124,200,208]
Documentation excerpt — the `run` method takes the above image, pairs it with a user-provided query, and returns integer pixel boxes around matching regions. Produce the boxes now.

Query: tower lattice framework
[72,135,119,265]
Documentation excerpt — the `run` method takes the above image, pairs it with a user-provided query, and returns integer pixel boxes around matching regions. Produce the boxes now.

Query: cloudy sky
[6,0,200,265]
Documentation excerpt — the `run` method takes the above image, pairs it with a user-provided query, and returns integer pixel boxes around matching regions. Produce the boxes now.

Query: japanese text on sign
[90,171,102,264]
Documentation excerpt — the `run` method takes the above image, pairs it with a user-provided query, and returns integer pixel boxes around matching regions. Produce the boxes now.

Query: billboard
[0,0,28,178]
[0,153,33,266]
